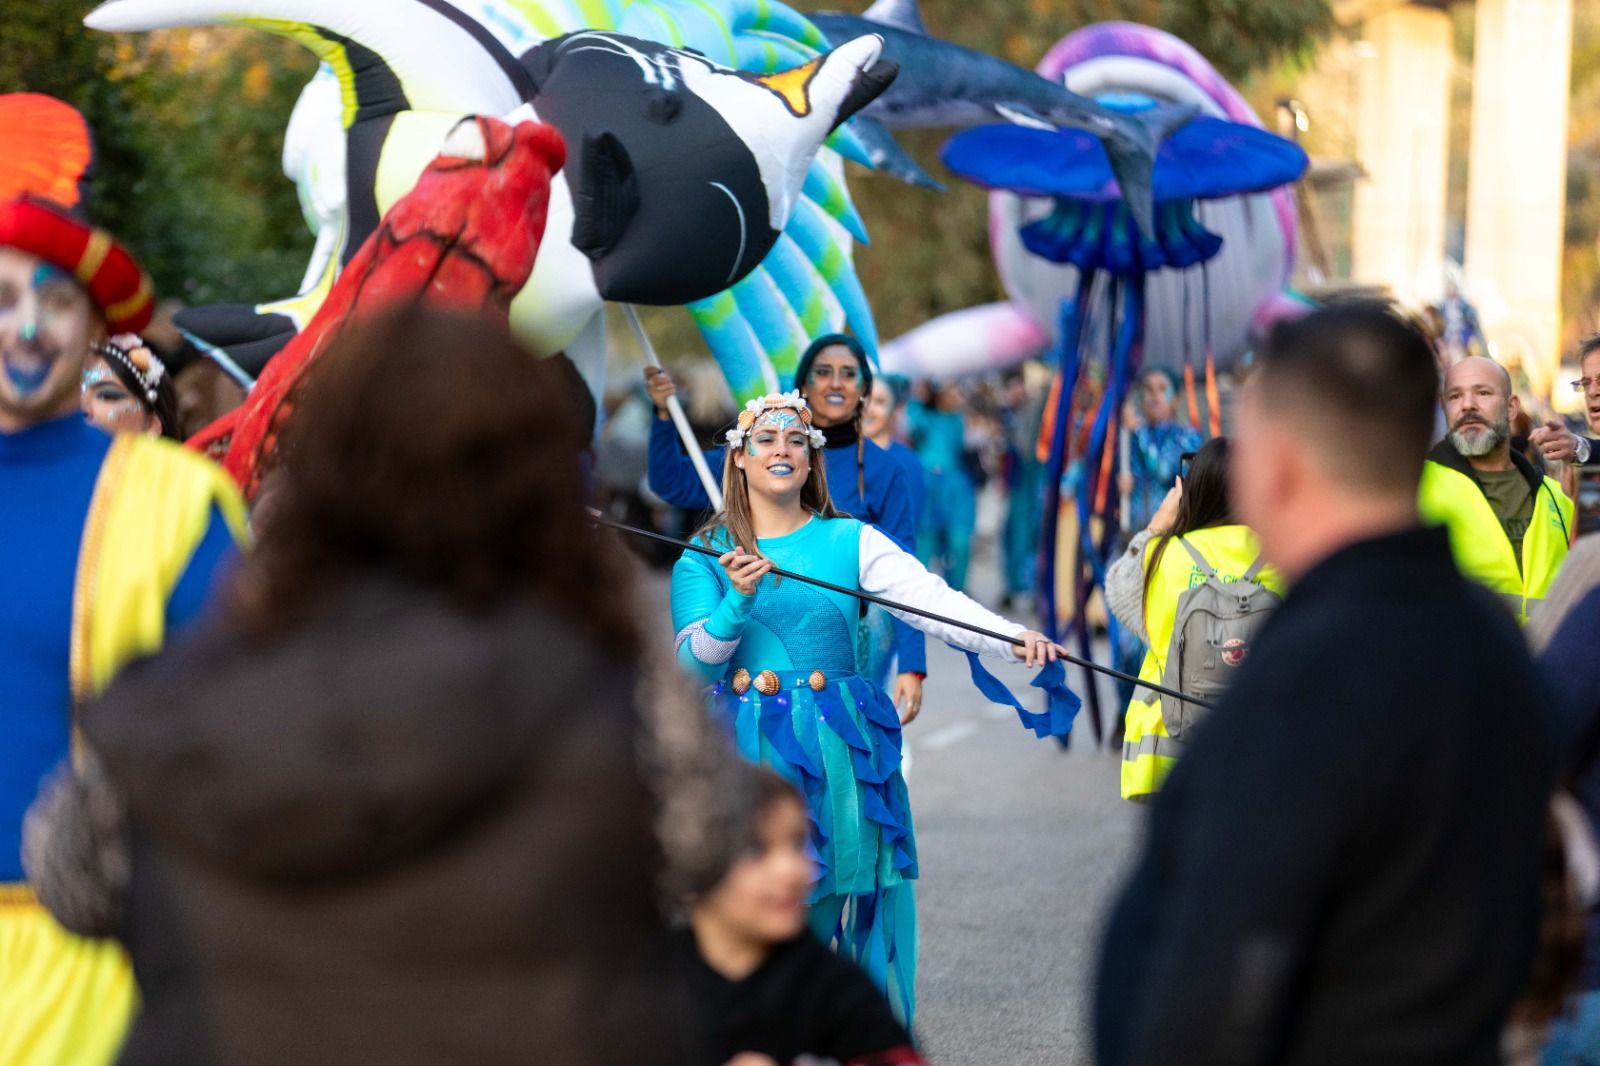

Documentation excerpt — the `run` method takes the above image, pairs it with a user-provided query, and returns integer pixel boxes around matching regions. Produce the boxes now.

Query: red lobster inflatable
[190,116,566,500]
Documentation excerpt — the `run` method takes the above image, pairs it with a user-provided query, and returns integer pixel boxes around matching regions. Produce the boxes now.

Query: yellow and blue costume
[0,415,247,1066]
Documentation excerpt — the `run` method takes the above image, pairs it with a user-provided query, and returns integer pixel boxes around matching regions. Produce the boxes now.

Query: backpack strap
[1182,536,1270,587]
[1177,536,1219,579]
[1241,553,1267,583]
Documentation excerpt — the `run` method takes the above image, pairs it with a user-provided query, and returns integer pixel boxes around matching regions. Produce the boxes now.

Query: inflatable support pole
[624,304,724,511]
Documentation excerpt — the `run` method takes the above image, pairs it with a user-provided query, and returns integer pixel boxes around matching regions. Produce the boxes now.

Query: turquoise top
[671,515,864,683]
[908,404,966,477]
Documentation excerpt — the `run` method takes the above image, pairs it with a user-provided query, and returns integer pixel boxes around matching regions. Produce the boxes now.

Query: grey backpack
[1158,537,1281,739]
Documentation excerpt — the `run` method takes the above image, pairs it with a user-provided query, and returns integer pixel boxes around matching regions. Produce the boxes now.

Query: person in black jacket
[675,765,925,1066]
[1096,302,1557,1066]
[1528,537,1600,1063]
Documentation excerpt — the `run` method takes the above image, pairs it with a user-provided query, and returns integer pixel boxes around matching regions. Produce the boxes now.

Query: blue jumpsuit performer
[647,334,929,722]
[670,391,1075,1023]
[908,384,977,591]
[862,374,925,692]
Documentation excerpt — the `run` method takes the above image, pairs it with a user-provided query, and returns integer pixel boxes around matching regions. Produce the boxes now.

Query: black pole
[588,509,1215,711]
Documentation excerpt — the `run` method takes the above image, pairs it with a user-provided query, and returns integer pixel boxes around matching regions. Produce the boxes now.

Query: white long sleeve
[858,525,1025,661]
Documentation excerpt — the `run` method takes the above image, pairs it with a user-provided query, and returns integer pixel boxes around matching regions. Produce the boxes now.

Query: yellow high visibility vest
[1121,525,1284,801]
[1417,456,1572,625]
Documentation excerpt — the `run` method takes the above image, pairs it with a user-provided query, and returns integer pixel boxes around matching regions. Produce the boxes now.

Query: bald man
[1418,356,1573,622]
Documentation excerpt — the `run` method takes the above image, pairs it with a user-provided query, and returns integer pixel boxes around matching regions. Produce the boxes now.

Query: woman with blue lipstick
[670,390,1065,1023]
[647,334,929,722]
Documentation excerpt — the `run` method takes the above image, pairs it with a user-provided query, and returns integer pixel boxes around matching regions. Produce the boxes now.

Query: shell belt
[729,668,830,696]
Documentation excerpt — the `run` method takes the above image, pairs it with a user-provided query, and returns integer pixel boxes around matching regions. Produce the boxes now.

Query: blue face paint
[6,353,49,396]
[761,410,800,431]
[81,366,114,391]
[31,263,72,288]
[747,409,802,454]
[2,262,79,398]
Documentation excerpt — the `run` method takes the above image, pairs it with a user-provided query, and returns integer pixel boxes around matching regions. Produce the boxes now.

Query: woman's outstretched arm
[858,525,1055,664]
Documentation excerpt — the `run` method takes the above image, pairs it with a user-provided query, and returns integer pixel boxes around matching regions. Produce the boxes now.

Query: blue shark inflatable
[812,0,1193,237]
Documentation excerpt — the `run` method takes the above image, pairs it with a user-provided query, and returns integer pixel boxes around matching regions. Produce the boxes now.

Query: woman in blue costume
[861,374,925,697]
[908,382,978,590]
[670,391,1064,1023]
[648,334,929,723]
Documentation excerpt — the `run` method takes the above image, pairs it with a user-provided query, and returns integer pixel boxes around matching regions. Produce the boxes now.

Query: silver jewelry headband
[91,333,165,407]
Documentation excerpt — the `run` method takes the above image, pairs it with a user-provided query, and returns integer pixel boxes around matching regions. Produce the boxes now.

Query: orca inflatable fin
[571,131,640,260]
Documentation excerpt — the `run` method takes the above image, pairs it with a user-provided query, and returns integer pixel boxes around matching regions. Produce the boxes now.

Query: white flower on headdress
[724,390,826,451]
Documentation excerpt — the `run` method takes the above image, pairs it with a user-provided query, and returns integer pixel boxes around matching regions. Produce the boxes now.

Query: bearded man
[0,197,248,1066]
[1419,356,1572,623]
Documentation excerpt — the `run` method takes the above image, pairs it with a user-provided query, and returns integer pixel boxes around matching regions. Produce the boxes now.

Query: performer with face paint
[861,374,926,697]
[647,335,930,724]
[670,391,1068,1023]
[80,333,178,439]
[0,197,248,1066]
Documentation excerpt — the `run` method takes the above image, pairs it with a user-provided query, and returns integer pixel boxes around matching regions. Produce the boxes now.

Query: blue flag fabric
[963,652,1082,739]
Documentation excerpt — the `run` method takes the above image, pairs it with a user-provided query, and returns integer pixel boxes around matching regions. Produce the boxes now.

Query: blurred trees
[0,1,314,306]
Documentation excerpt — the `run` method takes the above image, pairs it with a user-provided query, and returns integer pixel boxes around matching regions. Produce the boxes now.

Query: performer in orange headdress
[0,93,249,1066]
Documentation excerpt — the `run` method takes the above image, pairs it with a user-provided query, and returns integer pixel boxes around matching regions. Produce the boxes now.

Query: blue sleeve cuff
[705,585,754,642]
[893,617,927,675]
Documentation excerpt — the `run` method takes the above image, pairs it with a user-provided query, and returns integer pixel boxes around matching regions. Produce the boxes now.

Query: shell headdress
[90,333,166,405]
[724,390,827,451]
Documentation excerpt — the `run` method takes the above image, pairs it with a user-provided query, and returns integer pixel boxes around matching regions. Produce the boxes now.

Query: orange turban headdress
[0,93,154,333]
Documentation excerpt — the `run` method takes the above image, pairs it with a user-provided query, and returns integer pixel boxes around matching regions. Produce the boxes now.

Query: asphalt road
[905,626,1141,1065]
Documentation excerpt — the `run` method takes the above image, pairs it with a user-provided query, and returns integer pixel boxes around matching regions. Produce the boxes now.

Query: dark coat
[73,580,693,1066]
[672,929,921,1066]
[1097,527,1557,1066]
[1533,537,1600,988]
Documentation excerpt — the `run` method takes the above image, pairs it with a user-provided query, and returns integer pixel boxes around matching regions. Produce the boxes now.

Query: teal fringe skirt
[709,669,919,1021]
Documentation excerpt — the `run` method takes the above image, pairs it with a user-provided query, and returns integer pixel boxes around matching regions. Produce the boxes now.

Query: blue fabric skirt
[709,669,919,1020]
[709,670,917,900]
[705,661,1076,1026]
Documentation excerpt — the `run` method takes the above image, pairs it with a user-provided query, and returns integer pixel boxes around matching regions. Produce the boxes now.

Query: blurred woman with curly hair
[26,306,708,1066]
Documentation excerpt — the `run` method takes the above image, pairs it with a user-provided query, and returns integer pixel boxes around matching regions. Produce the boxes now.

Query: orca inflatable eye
[440,118,488,161]
[642,89,682,126]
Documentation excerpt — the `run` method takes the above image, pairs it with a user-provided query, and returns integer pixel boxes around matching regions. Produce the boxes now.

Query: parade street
[905,567,1141,1066]
[907,631,1139,1066]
